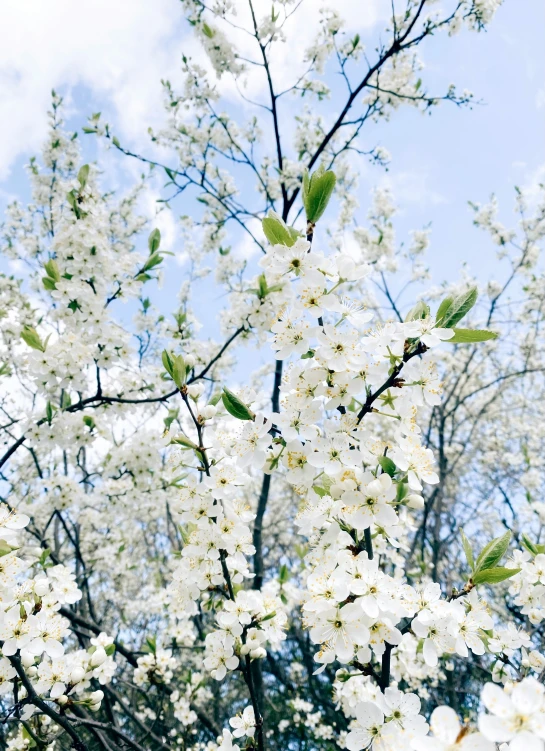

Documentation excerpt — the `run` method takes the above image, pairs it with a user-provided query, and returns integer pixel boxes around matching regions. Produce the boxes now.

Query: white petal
[430,706,460,744]
[478,714,513,742]
[423,639,438,667]
[355,701,384,727]
[508,732,544,751]
[460,732,496,750]
[511,678,544,714]
[481,682,514,718]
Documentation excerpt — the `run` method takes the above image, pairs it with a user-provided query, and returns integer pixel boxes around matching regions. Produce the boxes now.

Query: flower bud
[406,494,425,510]
[90,690,104,703]
[90,647,107,667]
[186,383,204,399]
[34,578,49,597]
[20,651,35,668]
[57,696,68,706]
[185,354,196,368]
[71,666,86,683]
[250,647,266,660]
[201,405,217,420]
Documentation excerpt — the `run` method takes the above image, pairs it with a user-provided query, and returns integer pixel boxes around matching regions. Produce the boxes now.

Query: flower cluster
[0,503,115,719]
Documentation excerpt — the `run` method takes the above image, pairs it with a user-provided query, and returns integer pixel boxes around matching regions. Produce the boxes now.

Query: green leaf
[162,350,174,377]
[170,435,198,450]
[66,189,81,219]
[202,22,215,38]
[77,164,90,188]
[474,531,511,573]
[145,635,157,654]
[262,211,298,247]
[436,296,454,324]
[21,325,46,352]
[0,540,15,558]
[142,252,163,272]
[396,482,408,502]
[441,287,478,328]
[405,301,430,322]
[42,276,57,291]
[208,392,222,407]
[221,388,254,421]
[172,355,187,389]
[83,415,95,430]
[278,563,290,584]
[447,328,498,344]
[148,228,161,254]
[105,643,116,657]
[378,456,396,477]
[522,533,539,556]
[302,167,336,224]
[45,401,55,424]
[472,566,520,585]
[44,259,61,282]
[162,350,186,389]
[460,528,474,570]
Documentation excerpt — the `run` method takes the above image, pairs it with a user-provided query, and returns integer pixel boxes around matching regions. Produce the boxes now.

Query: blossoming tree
[1,0,545,750]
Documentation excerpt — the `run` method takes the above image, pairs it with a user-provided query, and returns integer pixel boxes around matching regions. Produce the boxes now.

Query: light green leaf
[521,533,539,556]
[170,435,198,450]
[472,566,520,585]
[0,540,15,558]
[162,350,174,377]
[21,325,46,352]
[44,259,61,282]
[474,531,511,573]
[202,22,215,38]
[42,276,57,291]
[142,252,163,272]
[441,287,478,328]
[148,228,161,253]
[447,328,498,344]
[78,164,90,188]
[262,211,298,247]
[172,355,187,389]
[405,301,430,322]
[302,168,336,224]
[436,296,454,324]
[222,388,254,421]
[460,528,474,570]
[162,350,186,389]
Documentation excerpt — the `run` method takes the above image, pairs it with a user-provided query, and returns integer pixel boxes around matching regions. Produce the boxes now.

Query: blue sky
[0,0,543,360]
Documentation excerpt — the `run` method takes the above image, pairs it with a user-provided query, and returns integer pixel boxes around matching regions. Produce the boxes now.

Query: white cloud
[0,0,384,181]
[0,0,186,179]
